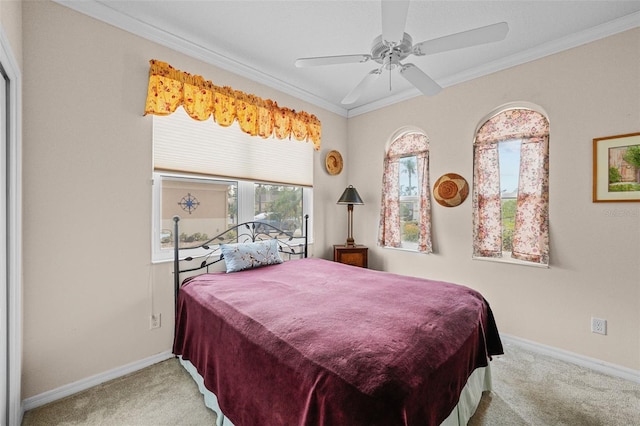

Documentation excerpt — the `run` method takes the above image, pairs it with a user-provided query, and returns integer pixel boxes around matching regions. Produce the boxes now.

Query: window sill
[381,245,428,254]
[472,254,549,269]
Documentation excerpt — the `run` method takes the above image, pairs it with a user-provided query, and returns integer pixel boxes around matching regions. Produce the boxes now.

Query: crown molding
[348,11,640,117]
[55,1,638,119]
[53,0,349,117]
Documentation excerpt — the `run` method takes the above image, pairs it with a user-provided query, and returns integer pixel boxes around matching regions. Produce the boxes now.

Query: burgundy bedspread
[173,258,502,426]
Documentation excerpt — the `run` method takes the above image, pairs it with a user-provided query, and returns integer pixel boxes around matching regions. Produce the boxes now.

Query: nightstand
[333,245,368,268]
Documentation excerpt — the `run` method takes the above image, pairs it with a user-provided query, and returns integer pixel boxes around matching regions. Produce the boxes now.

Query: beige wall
[20,0,640,400]
[21,1,348,399]
[0,0,22,69]
[347,28,640,370]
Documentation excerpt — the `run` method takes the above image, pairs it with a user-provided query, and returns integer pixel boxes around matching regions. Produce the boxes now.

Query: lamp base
[345,237,355,247]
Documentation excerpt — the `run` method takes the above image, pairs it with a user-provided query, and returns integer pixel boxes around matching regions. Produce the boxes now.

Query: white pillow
[220,239,283,273]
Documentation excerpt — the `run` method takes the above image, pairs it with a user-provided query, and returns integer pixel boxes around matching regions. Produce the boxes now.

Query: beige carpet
[469,342,640,425]
[23,342,640,425]
[22,358,216,426]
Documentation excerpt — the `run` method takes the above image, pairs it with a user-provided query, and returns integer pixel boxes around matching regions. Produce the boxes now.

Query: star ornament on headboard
[178,193,200,214]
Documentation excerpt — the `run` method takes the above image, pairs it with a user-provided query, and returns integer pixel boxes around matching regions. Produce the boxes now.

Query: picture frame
[593,132,640,202]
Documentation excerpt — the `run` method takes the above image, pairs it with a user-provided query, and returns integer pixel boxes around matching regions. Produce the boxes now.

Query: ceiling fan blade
[381,0,410,45]
[342,69,383,105]
[412,22,509,56]
[399,63,442,96]
[295,54,372,68]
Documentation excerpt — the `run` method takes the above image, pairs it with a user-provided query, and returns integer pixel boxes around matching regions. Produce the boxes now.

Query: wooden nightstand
[333,245,368,268]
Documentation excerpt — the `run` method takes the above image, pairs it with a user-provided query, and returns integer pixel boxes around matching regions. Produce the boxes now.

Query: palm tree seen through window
[399,155,419,246]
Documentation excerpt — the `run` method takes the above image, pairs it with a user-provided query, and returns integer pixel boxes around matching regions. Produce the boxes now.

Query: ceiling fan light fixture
[371,33,413,65]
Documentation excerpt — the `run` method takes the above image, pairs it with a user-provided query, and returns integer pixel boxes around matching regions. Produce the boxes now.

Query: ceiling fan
[295,0,509,105]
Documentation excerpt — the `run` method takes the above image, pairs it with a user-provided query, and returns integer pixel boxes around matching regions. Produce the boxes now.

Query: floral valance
[386,132,429,160]
[144,60,321,150]
[475,109,549,145]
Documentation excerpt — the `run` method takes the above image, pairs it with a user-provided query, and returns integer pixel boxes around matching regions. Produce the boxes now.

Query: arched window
[472,105,550,266]
[378,130,432,253]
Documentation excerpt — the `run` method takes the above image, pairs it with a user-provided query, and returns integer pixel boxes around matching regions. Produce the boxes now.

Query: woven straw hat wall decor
[433,173,469,207]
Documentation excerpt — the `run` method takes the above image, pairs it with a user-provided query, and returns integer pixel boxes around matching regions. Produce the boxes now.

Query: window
[378,130,432,253]
[254,184,304,234]
[152,108,313,262]
[154,175,236,253]
[498,139,521,253]
[472,105,549,266]
[152,174,310,261]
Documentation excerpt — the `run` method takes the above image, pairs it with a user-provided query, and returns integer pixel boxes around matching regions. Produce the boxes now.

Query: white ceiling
[57,1,640,117]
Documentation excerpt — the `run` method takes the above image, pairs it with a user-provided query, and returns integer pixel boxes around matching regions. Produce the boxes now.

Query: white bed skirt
[178,356,491,426]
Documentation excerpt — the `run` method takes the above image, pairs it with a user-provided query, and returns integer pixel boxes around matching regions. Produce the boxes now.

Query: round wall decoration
[325,150,343,175]
[433,173,469,207]
[178,192,200,214]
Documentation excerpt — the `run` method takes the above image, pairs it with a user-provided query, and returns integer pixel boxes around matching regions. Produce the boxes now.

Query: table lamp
[337,185,364,246]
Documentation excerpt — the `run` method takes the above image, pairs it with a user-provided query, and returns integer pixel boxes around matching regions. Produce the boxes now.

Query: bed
[171,216,503,425]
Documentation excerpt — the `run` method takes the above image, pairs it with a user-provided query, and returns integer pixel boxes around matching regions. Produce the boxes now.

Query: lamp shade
[337,185,364,205]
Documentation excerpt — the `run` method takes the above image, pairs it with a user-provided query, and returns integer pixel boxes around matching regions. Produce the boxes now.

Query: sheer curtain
[379,155,401,248]
[378,133,432,253]
[472,141,502,258]
[473,109,549,265]
[512,135,549,263]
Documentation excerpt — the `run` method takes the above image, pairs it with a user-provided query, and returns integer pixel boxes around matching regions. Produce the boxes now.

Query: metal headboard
[173,214,309,307]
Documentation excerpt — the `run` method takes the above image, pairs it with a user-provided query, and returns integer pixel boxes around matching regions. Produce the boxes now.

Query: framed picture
[593,132,640,202]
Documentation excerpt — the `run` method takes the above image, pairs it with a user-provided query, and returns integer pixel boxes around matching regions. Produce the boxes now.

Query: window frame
[152,171,313,263]
[472,102,550,268]
[378,127,432,253]
[151,105,315,264]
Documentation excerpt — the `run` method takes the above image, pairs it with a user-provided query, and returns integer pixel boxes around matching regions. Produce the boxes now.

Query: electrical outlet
[591,317,607,335]
[150,313,161,329]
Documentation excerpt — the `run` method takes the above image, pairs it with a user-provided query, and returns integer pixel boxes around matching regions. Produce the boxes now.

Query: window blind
[153,107,313,186]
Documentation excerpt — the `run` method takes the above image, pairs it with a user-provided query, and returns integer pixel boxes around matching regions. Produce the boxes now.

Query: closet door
[0,65,8,426]
[0,25,20,424]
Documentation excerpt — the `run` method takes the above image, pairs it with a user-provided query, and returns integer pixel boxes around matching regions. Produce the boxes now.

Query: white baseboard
[501,334,640,384]
[22,350,174,412]
[21,336,640,415]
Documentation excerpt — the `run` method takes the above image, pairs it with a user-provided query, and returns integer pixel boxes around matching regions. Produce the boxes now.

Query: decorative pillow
[220,239,283,273]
